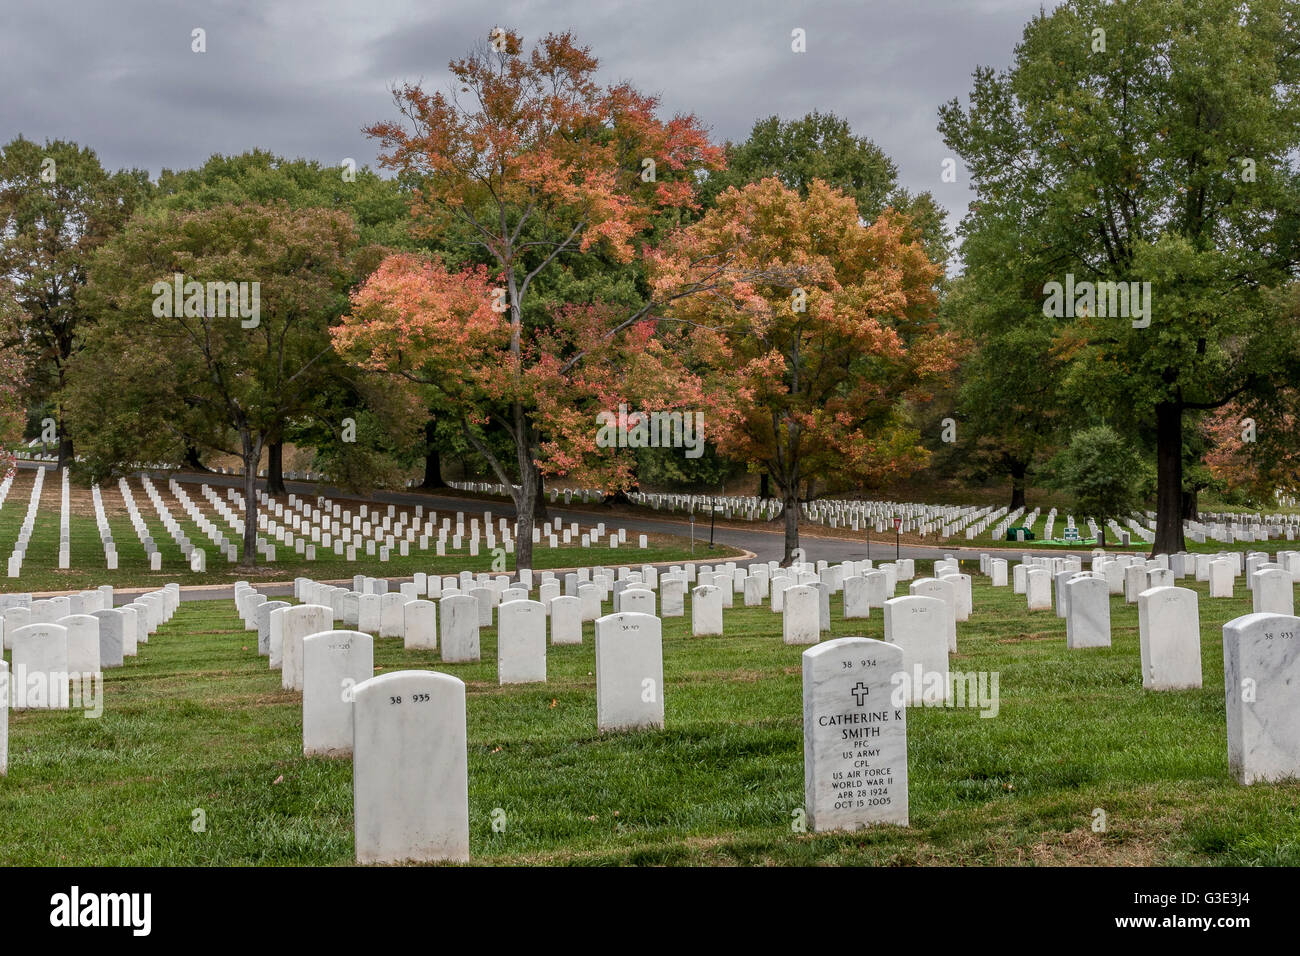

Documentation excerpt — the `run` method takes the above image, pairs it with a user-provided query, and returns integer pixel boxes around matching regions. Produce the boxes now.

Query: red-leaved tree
[352,28,727,569]
[649,178,957,562]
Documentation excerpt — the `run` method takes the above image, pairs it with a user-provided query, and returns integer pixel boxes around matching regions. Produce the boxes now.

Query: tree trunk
[241,431,262,568]
[533,472,549,524]
[184,443,209,473]
[1098,525,1106,549]
[1009,464,1027,510]
[512,408,537,572]
[782,493,800,566]
[57,435,74,471]
[267,441,287,496]
[1153,401,1186,553]
[759,473,770,499]
[1181,489,1199,521]
[421,417,446,489]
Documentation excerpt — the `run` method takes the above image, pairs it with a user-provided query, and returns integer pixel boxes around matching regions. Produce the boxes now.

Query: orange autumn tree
[335,255,707,496]
[650,177,957,563]
[1205,398,1300,504]
[356,27,725,569]
[0,282,25,477]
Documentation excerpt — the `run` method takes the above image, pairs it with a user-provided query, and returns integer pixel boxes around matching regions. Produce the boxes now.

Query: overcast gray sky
[0,0,1054,239]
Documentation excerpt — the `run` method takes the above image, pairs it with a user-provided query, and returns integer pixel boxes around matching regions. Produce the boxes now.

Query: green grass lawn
[2,561,1297,865]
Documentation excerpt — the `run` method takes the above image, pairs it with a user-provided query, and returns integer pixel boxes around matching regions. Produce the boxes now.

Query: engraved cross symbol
[850,681,870,706]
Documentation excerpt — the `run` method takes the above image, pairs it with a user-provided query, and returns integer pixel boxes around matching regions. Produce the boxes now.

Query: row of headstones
[140,475,195,562]
[90,483,120,570]
[117,476,165,570]
[804,603,1300,834]
[6,466,45,578]
[527,482,988,538]
[0,586,172,665]
[0,585,177,775]
[1014,550,1299,613]
[220,554,1300,862]
[356,479,1300,545]
[198,479,650,563]
[1188,514,1298,544]
[998,549,1296,688]
[310,555,918,639]
[986,550,1203,685]
[208,466,323,480]
[233,478,648,561]
[250,593,907,862]
[231,572,673,861]
[256,555,927,692]
[238,568,676,680]
[992,506,1039,540]
[57,467,71,569]
[633,487,1039,540]
[316,596,1300,862]
[170,479,242,566]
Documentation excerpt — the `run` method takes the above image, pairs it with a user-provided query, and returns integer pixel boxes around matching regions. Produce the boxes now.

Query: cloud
[0,0,1051,239]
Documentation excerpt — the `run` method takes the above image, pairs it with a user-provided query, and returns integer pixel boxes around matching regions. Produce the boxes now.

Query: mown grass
[2,561,1297,866]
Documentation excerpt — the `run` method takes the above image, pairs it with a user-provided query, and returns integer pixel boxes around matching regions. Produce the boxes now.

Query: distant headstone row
[6,466,45,578]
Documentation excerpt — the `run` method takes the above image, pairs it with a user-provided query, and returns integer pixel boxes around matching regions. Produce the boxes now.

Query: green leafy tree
[1053,425,1146,546]
[944,270,1066,510]
[151,150,412,492]
[0,282,26,474]
[153,149,411,249]
[702,111,952,264]
[0,137,151,467]
[940,0,1300,553]
[68,202,358,566]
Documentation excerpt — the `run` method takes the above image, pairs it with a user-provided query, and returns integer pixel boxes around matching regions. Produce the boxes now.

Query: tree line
[1,1,1298,567]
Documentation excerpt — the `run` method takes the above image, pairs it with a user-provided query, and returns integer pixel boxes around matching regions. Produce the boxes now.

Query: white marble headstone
[908,578,957,652]
[882,596,949,705]
[498,599,546,684]
[352,670,469,863]
[549,595,582,645]
[440,594,481,662]
[782,584,819,645]
[1222,612,1300,784]
[691,585,723,637]
[802,637,908,830]
[1137,586,1201,690]
[58,614,102,675]
[10,623,70,709]
[404,600,437,651]
[0,660,6,774]
[1025,568,1052,611]
[281,604,332,692]
[90,609,125,669]
[595,612,664,732]
[1252,568,1294,616]
[303,630,374,756]
[1065,576,1110,649]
